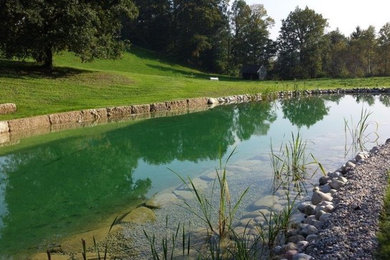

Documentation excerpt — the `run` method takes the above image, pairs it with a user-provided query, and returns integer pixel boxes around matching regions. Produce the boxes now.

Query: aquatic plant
[172,148,248,240]
[270,132,326,194]
[344,108,379,156]
[143,137,323,259]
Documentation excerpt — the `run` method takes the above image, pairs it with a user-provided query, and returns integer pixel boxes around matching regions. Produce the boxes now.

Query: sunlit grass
[1,46,390,120]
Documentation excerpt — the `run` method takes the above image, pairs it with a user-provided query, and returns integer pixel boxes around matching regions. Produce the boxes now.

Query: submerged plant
[344,108,379,156]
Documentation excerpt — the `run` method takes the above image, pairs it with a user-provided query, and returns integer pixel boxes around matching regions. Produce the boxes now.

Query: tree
[346,26,377,77]
[276,7,327,79]
[322,30,349,77]
[0,0,138,70]
[378,23,390,75]
[123,0,172,52]
[172,0,230,72]
[231,1,274,72]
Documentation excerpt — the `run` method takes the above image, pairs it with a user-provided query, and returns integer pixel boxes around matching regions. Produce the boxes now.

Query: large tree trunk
[43,47,53,71]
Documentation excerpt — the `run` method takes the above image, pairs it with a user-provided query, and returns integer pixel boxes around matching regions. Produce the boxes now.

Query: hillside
[1,47,390,120]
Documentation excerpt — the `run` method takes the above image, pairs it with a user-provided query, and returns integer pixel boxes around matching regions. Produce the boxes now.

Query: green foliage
[378,23,390,75]
[231,1,275,72]
[0,0,138,69]
[276,7,328,79]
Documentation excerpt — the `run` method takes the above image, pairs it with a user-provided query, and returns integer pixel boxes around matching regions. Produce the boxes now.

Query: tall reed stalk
[172,148,248,241]
[270,132,325,195]
[344,108,379,156]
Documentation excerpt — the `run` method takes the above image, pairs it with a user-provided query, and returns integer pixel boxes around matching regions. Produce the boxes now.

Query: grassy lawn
[1,47,390,120]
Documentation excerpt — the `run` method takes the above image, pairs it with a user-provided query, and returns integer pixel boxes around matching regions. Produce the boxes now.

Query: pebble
[298,202,316,215]
[330,179,345,190]
[300,224,318,236]
[306,234,318,243]
[285,250,298,259]
[305,142,390,259]
[346,161,356,168]
[287,235,306,243]
[296,241,309,252]
[311,190,333,205]
[285,242,297,251]
[320,183,331,193]
[319,176,330,185]
[328,171,341,178]
[319,213,331,222]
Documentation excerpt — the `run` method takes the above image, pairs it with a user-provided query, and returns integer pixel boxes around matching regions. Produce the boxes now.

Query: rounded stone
[306,234,318,243]
[296,241,309,252]
[311,191,333,205]
[285,242,297,251]
[319,176,330,185]
[320,184,331,193]
[287,235,306,243]
[319,213,331,222]
[285,250,298,259]
[300,224,318,236]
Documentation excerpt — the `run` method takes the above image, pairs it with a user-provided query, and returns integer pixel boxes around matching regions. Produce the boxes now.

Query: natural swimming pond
[1,94,390,257]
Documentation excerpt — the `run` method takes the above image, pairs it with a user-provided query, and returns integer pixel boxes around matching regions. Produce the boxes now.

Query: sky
[245,0,390,40]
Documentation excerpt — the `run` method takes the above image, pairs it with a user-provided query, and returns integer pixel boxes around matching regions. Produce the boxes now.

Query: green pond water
[1,94,390,256]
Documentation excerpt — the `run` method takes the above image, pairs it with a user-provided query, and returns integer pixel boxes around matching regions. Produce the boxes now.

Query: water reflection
[281,97,329,128]
[354,94,376,106]
[235,102,277,140]
[0,102,277,255]
[1,94,387,256]
[380,95,390,107]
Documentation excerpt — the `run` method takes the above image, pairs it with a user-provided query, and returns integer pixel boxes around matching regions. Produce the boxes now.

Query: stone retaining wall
[1,87,390,144]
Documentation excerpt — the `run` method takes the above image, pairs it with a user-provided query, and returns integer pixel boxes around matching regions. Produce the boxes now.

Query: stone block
[107,106,132,118]
[49,111,83,125]
[187,97,208,109]
[0,133,10,145]
[131,104,150,114]
[150,102,168,112]
[81,108,108,122]
[0,121,9,133]
[165,100,187,111]
[0,103,17,115]
[8,115,50,132]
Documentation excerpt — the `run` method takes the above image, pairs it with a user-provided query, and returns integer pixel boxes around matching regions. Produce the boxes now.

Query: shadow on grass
[128,46,241,82]
[146,64,241,82]
[0,59,91,79]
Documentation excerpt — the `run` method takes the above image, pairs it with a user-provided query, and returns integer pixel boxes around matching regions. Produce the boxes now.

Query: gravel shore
[306,140,390,259]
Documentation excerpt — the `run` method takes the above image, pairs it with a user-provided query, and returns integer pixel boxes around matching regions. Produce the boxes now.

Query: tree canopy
[276,7,328,79]
[0,0,138,69]
[1,0,390,79]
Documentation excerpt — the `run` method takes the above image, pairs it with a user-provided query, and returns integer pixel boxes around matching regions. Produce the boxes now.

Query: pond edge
[1,87,390,145]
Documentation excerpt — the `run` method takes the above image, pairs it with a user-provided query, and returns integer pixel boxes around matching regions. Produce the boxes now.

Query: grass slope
[1,47,390,120]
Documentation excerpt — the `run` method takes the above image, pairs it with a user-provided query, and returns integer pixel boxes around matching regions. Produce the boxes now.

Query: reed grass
[270,132,326,194]
[344,108,379,157]
[171,148,248,240]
